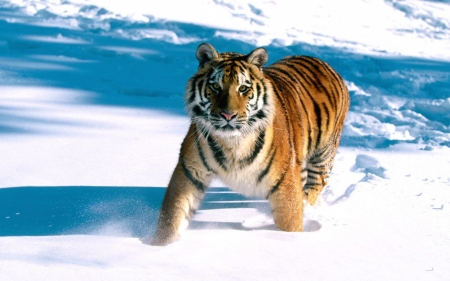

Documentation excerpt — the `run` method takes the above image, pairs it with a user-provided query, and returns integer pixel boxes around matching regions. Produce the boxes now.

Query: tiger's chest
[200,129,275,197]
[214,157,269,198]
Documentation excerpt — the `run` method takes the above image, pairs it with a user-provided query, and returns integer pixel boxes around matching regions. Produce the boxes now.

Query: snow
[0,0,449,280]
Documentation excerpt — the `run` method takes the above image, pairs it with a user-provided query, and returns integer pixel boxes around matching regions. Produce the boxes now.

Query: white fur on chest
[216,164,268,198]
[205,132,271,198]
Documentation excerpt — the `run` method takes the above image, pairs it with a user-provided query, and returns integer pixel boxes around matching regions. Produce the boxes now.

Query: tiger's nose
[220,111,237,121]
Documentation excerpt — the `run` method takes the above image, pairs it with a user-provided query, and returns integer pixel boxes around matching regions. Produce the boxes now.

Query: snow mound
[351,154,387,179]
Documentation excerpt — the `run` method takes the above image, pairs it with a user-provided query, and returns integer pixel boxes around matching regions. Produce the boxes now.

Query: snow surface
[0,0,449,280]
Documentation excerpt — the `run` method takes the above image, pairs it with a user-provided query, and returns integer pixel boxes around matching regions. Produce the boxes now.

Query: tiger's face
[186,44,274,138]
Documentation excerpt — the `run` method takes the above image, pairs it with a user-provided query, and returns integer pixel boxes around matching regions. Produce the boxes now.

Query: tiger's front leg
[267,167,304,232]
[147,159,212,246]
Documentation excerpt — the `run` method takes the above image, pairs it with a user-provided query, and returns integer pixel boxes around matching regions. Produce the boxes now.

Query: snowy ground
[1,0,450,280]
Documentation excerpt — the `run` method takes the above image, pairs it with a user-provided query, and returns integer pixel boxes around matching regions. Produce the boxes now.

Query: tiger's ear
[247,47,268,69]
[196,43,219,68]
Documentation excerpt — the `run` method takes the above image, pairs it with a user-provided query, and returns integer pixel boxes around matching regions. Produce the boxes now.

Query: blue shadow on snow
[0,186,265,237]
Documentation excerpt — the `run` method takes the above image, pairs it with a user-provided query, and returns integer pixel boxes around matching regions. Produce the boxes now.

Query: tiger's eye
[239,85,249,93]
[209,83,221,92]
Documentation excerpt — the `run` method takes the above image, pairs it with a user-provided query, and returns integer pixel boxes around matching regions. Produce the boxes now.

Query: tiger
[148,43,349,246]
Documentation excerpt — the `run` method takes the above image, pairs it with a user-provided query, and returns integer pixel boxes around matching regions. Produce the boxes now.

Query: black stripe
[204,132,228,171]
[256,83,262,98]
[231,62,239,80]
[221,74,226,85]
[252,82,261,109]
[192,105,204,117]
[240,130,266,167]
[308,157,327,166]
[309,146,333,168]
[248,64,259,77]
[247,109,267,127]
[307,168,327,176]
[181,159,207,192]
[314,101,322,150]
[236,62,246,74]
[188,72,207,104]
[257,146,276,183]
[216,61,228,69]
[195,130,214,173]
[262,83,268,105]
[303,183,317,192]
[254,109,266,119]
[266,170,287,199]
[322,102,330,131]
[255,83,266,106]
[199,101,209,108]
[197,80,206,103]
[188,81,197,104]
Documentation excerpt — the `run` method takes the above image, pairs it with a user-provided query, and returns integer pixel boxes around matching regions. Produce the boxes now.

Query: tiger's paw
[274,218,303,232]
[304,188,320,206]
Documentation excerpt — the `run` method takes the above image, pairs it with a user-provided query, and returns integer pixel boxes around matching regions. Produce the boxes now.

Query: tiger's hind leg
[303,146,338,206]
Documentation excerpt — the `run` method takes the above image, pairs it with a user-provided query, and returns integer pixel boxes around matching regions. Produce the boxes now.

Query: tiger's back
[264,56,349,203]
[149,44,349,246]
[265,55,348,160]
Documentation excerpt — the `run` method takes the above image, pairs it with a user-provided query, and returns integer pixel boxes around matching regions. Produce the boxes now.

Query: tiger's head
[185,43,274,138]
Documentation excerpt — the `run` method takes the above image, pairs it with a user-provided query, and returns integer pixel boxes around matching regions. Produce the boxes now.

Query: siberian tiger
[149,43,349,246]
